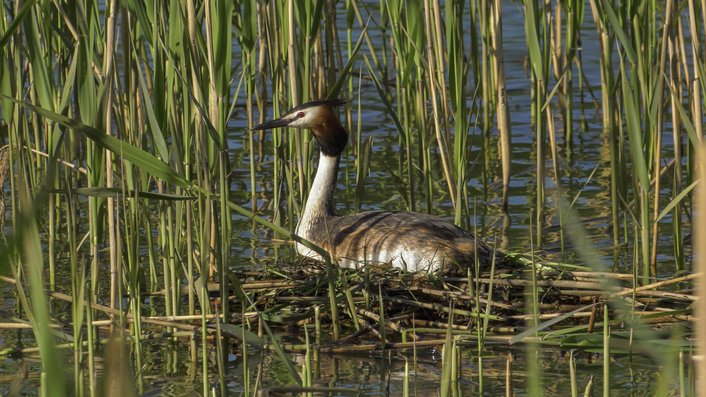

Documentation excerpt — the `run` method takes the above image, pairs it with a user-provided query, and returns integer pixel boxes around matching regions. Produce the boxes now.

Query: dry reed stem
[0,145,8,230]
[610,273,699,297]
[695,143,706,392]
[0,276,200,332]
[492,0,512,210]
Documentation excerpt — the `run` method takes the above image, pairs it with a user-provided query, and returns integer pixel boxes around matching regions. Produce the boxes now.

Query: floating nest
[218,254,695,353]
[0,253,694,358]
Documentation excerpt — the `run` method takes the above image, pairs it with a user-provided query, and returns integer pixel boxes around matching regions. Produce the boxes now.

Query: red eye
[297,112,305,118]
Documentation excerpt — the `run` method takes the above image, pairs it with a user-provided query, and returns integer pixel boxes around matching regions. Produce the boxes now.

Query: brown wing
[322,211,491,268]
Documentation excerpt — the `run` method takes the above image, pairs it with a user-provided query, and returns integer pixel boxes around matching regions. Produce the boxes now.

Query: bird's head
[252,99,348,156]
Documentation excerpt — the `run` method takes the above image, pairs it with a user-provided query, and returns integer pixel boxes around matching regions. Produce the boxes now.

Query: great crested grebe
[252,99,493,272]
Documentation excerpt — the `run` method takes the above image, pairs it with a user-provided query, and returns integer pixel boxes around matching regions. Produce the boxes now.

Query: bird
[252,99,494,272]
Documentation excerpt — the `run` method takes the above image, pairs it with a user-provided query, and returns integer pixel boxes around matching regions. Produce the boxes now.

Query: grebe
[252,99,492,272]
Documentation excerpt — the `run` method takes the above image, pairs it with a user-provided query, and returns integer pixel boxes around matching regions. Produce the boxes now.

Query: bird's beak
[251,117,291,131]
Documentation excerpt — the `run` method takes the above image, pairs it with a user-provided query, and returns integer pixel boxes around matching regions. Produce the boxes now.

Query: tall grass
[0,0,703,395]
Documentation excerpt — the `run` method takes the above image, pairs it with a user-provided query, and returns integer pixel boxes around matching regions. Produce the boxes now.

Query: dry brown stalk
[356,308,410,338]
[406,286,515,310]
[610,272,699,298]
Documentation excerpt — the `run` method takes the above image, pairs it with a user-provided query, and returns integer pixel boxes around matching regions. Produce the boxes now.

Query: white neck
[296,154,339,235]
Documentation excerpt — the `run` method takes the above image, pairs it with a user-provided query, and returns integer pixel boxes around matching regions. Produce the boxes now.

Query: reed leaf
[260,314,304,385]
[211,0,234,96]
[0,1,34,48]
[22,3,54,111]
[73,187,196,201]
[4,97,190,188]
[216,323,266,348]
[364,58,406,147]
[669,81,703,149]
[522,0,544,81]
[510,303,598,345]
[326,28,365,101]
[133,45,169,161]
[655,179,700,222]
[601,0,636,64]
[619,61,650,191]
[12,178,67,396]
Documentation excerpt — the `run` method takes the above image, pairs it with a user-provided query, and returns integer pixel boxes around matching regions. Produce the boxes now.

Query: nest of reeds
[226,254,695,352]
[0,252,694,358]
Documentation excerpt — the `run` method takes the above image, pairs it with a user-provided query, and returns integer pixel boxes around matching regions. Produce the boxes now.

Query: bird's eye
[297,112,305,118]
